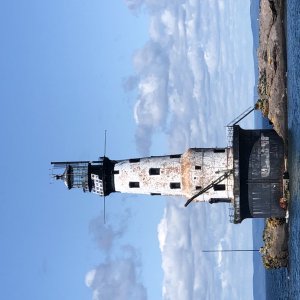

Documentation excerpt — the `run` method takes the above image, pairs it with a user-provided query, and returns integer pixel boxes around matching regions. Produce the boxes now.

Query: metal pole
[202,249,259,253]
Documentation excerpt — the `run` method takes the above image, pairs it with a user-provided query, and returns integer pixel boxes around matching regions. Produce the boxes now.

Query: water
[264,1,300,299]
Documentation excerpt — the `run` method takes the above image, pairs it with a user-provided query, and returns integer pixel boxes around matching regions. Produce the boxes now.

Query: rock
[257,2,289,269]
[260,218,289,268]
[257,0,287,143]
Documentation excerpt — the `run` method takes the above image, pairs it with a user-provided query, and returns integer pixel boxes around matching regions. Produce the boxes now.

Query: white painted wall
[114,155,182,196]
[181,148,234,201]
[113,148,234,202]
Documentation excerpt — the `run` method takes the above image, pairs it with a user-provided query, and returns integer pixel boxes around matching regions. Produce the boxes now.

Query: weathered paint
[114,155,182,195]
[53,126,286,223]
[181,148,234,201]
[232,125,285,223]
[113,149,234,202]
[260,134,270,177]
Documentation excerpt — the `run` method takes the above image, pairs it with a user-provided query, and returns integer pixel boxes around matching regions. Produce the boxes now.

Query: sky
[0,0,257,299]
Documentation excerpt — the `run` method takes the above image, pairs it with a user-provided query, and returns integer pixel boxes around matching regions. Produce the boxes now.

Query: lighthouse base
[232,125,286,223]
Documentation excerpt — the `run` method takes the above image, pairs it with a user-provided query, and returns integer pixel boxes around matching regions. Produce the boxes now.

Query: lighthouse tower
[52,125,287,222]
[52,147,234,203]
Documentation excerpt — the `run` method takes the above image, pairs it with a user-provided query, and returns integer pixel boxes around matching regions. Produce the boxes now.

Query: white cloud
[124,0,255,299]
[158,199,253,300]
[88,210,131,252]
[86,248,147,300]
[86,212,148,299]
[161,9,176,36]
[125,0,254,153]
[123,0,143,12]
[157,212,167,252]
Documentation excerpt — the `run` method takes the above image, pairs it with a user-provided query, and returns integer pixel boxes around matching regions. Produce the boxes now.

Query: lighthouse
[52,147,233,203]
[52,125,286,223]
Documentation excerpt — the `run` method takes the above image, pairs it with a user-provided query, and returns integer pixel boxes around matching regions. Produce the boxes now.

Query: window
[209,198,231,204]
[149,168,160,175]
[195,166,201,170]
[213,184,226,191]
[150,193,161,196]
[170,182,181,189]
[196,186,202,190]
[214,149,225,153]
[113,170,119,174]
[129,158,140,163]
[129,182,140,188]
[170,154,181,158]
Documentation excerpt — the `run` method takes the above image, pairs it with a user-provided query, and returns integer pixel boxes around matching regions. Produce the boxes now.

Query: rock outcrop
[257,0,287,142]
[257,0,289,269]
[260,218,288,268]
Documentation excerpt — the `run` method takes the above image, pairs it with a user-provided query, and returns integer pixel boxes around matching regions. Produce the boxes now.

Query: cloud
[125,0,254,154]
[131,41,170,154]
[88,211,130,252]
[123,0,144,12]
[124,0,169,13]
[124,0,256,299]
[86,211,148,299]
[86,247,147,300]
[157,199,220,299]
[123,75,139,92]
[158,199,254,300]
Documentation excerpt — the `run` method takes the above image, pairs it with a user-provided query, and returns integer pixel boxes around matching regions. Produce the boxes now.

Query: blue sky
[0,1,257,299]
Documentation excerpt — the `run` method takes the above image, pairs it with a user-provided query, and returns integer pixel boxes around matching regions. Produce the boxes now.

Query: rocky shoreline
[260,218,288,268]
[256,0,289,269]
[257,0,287,143]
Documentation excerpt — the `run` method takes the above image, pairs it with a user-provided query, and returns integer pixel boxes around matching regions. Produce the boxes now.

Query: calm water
[265,1,300,299]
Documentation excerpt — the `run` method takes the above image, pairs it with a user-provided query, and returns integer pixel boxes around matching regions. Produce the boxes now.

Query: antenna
[104,129,107,157]
[202,249,259,253]
[103,130,107,224]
